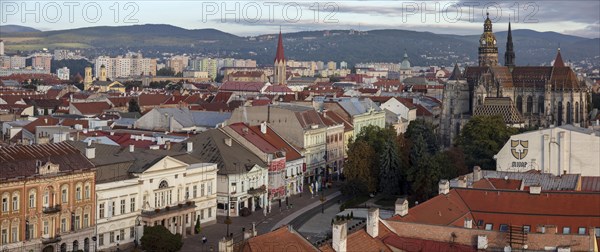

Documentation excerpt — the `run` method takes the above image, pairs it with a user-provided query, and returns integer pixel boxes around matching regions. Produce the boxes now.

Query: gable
[144,156,188,173]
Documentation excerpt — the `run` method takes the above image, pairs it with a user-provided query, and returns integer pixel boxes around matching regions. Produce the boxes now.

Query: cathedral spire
[448,63,463,80]
[504,22,515,69]
[553,47,565,67]
[274,28,285,63]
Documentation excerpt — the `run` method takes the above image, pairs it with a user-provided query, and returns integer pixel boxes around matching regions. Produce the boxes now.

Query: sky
[1,0,599,38]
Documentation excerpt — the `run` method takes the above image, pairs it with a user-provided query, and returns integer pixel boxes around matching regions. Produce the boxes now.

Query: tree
[157,67,176,76]
[456,115,517,170]
[344,140,377,193]
[140,225,183,252]
[405,119,438,155]
[378,138,402,195]
[437,147,468,180]
[128,98,141,113]
[406,134,441,202]
[195,216,201,234]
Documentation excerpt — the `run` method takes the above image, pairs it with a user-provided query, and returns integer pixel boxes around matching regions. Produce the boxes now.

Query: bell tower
[478,13,498,67]
[273,29,287,85]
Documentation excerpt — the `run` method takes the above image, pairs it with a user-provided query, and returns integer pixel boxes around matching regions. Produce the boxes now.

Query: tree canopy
[456,115,517,170]
[140,225,183,252]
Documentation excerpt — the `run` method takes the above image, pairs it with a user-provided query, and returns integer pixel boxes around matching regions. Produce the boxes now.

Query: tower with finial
[504,22,515,70]
[273,27,287,85]
[84,66,93,90]
[99,64,107,82]
[478,12,498,67]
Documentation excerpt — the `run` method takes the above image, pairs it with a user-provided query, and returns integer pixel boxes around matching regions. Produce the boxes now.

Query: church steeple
[478,12,498,67]
[273,28,287,85]
[504,22,515,70]
[553,47,565,67]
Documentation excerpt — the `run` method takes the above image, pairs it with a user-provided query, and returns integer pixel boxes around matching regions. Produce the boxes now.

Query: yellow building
[0,142,96,252]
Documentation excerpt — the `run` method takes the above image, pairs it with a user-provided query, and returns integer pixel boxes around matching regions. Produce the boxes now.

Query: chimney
[367,208,379,238]
[457,176,467,188]
[464,218,473,228]
[395,198,408,217]
[529,185,541,195]
[85,146,96,159]
[224,138,232,147]
[129,144,135,152]
[332,220,347,252]
[260,122,267,134]
[439,179,450,195]
[186,142,193,153]
[218,237,233,252]
[473,166,482,182]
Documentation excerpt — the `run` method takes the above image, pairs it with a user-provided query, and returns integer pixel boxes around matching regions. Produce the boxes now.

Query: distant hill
[1,24,598,67]
[0,25,40,33]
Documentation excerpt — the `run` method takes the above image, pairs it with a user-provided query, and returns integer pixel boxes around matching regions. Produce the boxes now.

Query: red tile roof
[138,93,170,106]
[581,177,600,192]
[71,101,112,116]
[383,235,475,252]
[242,226,316,252]
[219,81,265,92]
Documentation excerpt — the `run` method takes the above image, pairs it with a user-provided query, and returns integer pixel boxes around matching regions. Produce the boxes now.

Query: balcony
[42,235,61,244]
[42,205,61,214]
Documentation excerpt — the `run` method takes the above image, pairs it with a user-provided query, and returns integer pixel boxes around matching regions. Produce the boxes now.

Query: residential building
[229,104,328,183]
[0,142,96,252]
[167,55,190,74]
[95,55,157,79]
[31,54,52,72]
[188,129,269,217]
[56,67,70,81]
[322,97,386,139]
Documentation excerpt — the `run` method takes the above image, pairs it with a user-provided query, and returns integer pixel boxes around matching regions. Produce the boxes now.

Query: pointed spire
[504,22,515,68]
[449,63,463,80]
[553,47,565,67]
[274,28,285,63]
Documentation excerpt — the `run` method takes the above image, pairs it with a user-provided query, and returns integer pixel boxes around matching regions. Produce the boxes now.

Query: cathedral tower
[504,22,515,70]
[273,29,287,85]
[478,13,498,67]
[84,66,93,90]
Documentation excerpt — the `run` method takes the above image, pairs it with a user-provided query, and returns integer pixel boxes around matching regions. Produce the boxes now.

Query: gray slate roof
[450,170,580,191]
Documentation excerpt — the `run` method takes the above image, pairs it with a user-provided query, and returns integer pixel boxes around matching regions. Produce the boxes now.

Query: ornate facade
[441,18,589,146]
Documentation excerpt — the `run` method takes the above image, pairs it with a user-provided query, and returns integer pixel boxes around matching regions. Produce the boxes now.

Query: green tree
[128,98,141,113]
[456,115,517,170]
[437,147,469,180]
[378,137,402,195]
[157,67,176,76]
[140,225,183,252]
[405,119,438,154]
[195,216,201,234]
[344,140,377,193]
[407,135,441,202]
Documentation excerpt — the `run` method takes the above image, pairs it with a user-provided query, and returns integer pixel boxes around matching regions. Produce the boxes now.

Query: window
[130,198,135,212]
[74,215,80,230]
[11,226,17,242]
[120,199,126,214]
[76,186,82,201]
[485,224,493,231]
[29,191,35,208]
[200,209,205,220]
[201,183,205,197]
[563,227,570,234]
[130,227,135,239]
[43,191,49,207]
[119,229,125,242]
[43,220,49,235]
[99,203,105,218]
[208,207,212,218]
[207,183,212,195]
[1,195,7,212]
[110,201,115,217]
[110,231,115,243]
[83,214,89,228]
[185,187,189,199]
[231,183,237,193]
[523,225,531,233]
[62,187,68,203]
[193,185,197,198]
[595,228,600,237]
[99,233,104,246]
[61,218,67,232]
[12,195,18,211]
[1,229,6,244]
[578,227,586,235]
[84,184,90,199]
[499,224,509,232]
[26,222,34,239]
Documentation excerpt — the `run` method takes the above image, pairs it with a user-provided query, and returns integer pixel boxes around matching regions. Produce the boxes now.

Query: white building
[57,67,70,80]
[73,142,218,251]
[495,125,600,176]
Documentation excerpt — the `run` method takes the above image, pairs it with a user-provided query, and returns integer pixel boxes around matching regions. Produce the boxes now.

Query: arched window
[557,102,563,125]
[73,240,79,251]
[12,192,19,212]
[575,102,580,124]
[76,183,82,201]
[566,102,572,124]
[84,182,91,200]
[61,184,68,203]
[538,96,544,114]
[159,180,169,189]
[29,189,36,209]
[1,193,8,212]
[526,96,533,114]
[516,96,523,113]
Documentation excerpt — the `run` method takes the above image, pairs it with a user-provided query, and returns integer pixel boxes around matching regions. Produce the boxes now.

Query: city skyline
[1,1,599,38]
